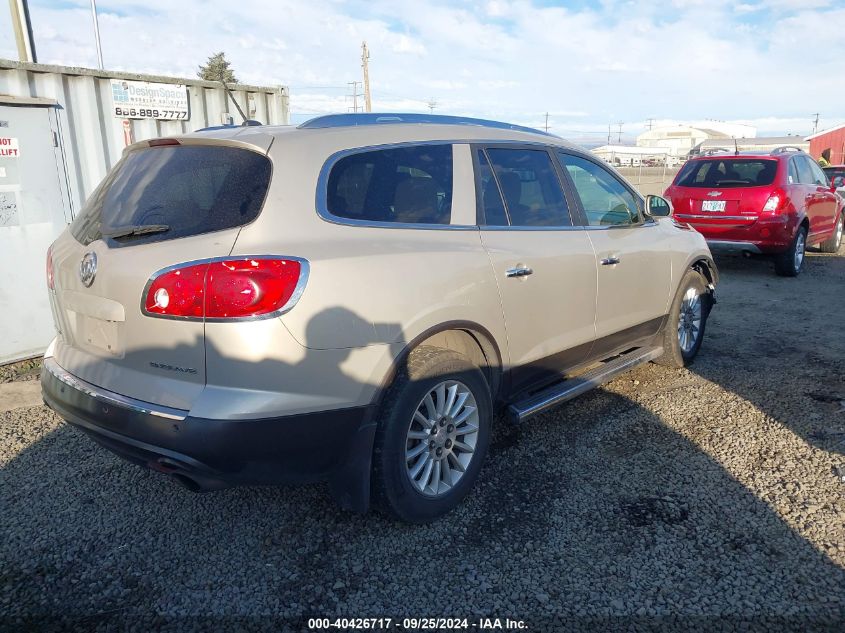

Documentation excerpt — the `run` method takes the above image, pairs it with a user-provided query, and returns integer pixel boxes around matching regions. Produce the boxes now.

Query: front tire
[775,225,807,276]
[371,346,492,523]
[819,214,843,254]
[655,269,711,368]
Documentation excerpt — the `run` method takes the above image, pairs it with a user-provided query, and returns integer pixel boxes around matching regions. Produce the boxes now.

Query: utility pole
[812,113,820,134]
[90,0,103,69]
[607,123,612,146]
[426,98,437,114]
[347,81,361,113]
[646,118,655,130]
[617,121,623,144]
[8,0,37,63]
[544,112,550,133]
[361,41,372,113]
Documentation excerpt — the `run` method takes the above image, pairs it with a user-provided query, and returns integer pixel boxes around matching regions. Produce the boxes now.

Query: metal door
[0,103,70,363]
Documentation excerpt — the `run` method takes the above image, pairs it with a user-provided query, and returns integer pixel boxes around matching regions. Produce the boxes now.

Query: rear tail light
[143,257,307,320]
[46,246,54,290]
[762,189,785,214]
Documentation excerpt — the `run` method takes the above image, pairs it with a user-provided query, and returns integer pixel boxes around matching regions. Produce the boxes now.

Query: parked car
[41,113,718,523]
[822,165,845,198]
[664,147,844,276]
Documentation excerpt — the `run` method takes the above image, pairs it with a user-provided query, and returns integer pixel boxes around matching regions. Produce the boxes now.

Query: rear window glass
[70,145,271,247]
[675,158,778,188]
[326,145,453,225]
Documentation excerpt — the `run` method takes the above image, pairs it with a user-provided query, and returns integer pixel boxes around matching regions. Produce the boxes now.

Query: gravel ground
[2,248,844,631]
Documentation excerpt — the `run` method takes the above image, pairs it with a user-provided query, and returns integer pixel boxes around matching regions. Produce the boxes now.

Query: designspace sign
[110,80,189,120]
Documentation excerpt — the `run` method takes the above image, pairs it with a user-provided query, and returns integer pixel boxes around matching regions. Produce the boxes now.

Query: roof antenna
[220,79,261,126]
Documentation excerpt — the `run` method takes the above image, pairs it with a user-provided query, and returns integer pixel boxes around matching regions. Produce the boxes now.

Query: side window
[795,156,815,185]
[559,153,641,226]
[326,144,453,224]
[484,148,571,227]
[476,150,508,226]
[807,158,829,186]
[788,159,799,185]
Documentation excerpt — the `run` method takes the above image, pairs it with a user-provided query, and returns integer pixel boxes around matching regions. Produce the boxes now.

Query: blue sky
[1,0,843,143]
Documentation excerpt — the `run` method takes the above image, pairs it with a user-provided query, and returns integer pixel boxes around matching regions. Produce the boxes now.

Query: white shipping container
[0,60,290,363]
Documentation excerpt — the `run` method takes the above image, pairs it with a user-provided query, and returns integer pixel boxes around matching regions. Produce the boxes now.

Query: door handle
[506,266,533,278]
[601,256,621,266]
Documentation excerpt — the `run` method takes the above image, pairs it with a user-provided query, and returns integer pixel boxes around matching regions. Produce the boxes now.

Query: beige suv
[41,113,717,523]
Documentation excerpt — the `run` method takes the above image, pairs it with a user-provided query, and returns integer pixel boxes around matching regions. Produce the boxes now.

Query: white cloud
[0,0,839,140]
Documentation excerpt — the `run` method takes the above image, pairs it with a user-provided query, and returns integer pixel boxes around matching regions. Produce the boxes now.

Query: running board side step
[507,346,664,424]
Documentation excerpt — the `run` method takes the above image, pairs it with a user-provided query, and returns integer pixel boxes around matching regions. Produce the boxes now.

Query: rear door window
[71,145,272,247]
[325,144,453,225]
[795,156,816,185]
[482,148,571,227]
[788,159,799,184]
[675,159,778,188]
[476,150,508,226]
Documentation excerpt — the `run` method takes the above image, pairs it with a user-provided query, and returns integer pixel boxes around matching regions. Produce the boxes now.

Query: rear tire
[775,225,807,276]
[819,214,843,254]
[371,346,492,523]
[655,269,711,368]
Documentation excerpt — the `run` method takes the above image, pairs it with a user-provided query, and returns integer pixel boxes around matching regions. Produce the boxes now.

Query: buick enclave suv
[42,113,718,522]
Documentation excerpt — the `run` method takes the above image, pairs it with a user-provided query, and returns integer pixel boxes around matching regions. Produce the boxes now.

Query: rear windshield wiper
[102,224,170,238]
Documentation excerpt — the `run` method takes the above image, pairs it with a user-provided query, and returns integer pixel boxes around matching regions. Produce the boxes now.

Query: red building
[806,124,845,165]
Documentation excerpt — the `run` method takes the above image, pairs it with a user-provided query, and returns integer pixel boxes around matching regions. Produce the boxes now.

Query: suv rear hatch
[48,137,272,410]
[669,157,778,229]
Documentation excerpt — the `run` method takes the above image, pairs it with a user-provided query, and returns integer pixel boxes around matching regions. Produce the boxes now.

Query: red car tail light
[143,257,307,320]
[761,189,785,215]
[46,246,54,290]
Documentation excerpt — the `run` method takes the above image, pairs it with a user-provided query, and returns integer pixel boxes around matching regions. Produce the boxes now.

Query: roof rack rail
[771,146,803,154]
[701,147,732,156]
[297,112,555,136]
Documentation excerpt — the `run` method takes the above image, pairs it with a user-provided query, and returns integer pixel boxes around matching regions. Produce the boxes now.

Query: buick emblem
[706,191,722,197]
[79,252,97,287]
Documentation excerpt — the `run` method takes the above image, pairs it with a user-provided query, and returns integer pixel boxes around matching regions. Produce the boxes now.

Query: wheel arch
[372,321,504,409]
[691,256,719,287]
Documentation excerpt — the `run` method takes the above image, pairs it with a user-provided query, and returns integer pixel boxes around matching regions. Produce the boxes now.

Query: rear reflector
[143,257,307,320]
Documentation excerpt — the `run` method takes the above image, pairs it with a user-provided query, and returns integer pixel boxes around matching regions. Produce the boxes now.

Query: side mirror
[645,195,672,217]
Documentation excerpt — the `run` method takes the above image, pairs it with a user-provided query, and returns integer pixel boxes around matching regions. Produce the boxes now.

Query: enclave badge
[79,252,98,287]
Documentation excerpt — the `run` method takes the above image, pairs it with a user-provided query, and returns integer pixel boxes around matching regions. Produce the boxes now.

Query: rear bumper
[705,240,763,255]
[677,213,795,254]
[41,357,376,510]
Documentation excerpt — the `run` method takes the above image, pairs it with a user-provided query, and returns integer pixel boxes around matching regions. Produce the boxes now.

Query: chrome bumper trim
[43,357,188,421]
[705,240,763,254]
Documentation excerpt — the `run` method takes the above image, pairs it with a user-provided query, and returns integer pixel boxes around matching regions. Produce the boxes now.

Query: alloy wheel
[678,287,702,354]
[794,231,806,271]
[404,380,479,497]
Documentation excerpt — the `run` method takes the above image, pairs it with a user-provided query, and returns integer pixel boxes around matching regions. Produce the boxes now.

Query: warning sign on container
[0,137,20,157]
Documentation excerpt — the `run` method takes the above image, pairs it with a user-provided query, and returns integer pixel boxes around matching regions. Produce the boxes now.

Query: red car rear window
[676,159,777,188]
